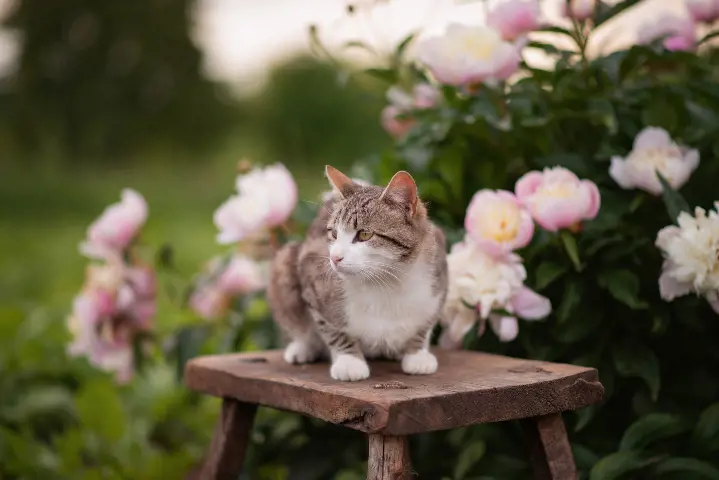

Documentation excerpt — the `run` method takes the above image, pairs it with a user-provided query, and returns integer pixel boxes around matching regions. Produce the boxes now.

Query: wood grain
[200,399,257,480]
[522,413,578,480]
[367,435,411,480]
[185,349,603,435]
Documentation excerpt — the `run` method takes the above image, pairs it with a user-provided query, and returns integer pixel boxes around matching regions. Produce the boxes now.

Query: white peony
[440,241,550,346]
[610,127,699,196]
[656,203,719,313]
[417,23,520,87]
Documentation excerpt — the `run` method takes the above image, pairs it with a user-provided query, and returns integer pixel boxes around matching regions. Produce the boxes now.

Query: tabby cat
[267,166,448,381]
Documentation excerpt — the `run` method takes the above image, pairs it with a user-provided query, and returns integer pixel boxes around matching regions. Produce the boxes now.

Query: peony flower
[80,189,148,260]
[215,163,298,244]
[236,163,298,228]
[189,286,229,320]
[656,203,719,313]
[417,23,521,87]
[559,0,596,22]
[381,84,439,139]
[686,0,719,24]
[486,0,542,41]
[439,242,550,346]
[67,259,157,383]
[216,254,267,295]
[637,15,697,51]
[465,189,534,256]
[515,167,600,232]
[610,127,699,196]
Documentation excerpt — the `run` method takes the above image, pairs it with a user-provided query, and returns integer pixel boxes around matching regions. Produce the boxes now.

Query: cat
[266,165,448,381]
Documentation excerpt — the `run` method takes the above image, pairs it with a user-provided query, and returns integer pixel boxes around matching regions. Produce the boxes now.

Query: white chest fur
[342,262,440,357]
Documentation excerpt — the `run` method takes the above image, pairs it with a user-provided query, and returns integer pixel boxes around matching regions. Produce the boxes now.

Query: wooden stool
[185,349,604,480]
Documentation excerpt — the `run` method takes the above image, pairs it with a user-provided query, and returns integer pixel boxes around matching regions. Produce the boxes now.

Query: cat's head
[324,165,429,277]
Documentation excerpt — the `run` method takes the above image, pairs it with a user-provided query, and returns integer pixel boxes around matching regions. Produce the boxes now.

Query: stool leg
[200,399,258,480]
[367,434,412,480]
[522,413,578,480]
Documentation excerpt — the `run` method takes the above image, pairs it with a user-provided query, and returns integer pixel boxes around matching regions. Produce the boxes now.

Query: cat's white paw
[330,354,370,381]
[283,340,319,364]
[402,350,438,375]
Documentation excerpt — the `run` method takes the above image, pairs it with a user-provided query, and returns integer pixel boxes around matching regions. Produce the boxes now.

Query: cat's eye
[327,228,337,239]
[356,230,374,242]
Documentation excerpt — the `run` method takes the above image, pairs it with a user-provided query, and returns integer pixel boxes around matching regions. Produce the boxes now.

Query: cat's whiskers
[302,199,331,215]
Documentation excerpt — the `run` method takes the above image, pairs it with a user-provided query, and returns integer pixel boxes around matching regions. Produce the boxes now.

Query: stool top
[185,349,603,435]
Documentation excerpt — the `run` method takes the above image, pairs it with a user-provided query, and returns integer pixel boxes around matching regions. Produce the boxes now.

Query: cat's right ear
[325,165,356,198]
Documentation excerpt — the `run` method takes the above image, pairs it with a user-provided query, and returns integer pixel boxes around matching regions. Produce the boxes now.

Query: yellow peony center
[479,204,520,242]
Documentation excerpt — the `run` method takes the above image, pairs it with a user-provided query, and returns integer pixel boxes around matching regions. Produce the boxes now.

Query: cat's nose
[331,255,344,264]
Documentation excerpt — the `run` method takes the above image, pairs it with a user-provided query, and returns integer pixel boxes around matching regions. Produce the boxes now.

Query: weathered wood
[200,399,257,480]
[185,349,604,435]
[522,413,577,480]
[367,435,411,480]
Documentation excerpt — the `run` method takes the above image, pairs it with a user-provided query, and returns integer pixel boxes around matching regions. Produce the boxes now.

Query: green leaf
[657,172,691,222]
[594,0,643,27]
[174,325,211,382]
[454,441,486,479]
[537,26,576,39]
[653,458,719,479]
[693,403,719,452]
[557,279,583,324]
[590,451,652,480]
[560,231,582,271]
[598,269,648,309]
[364,68,397,84]
[555,311,600,343]
[156,243,175,270]
[698,30,719,46]
[574,406,597,432]
[588,98,618,134]
[573,443,600,470]
[620,413,691,451]
[74,380,126,442]
[534,261,569,291]
[642,99,678,132]
[395,33,416,58]
[612,342,661,401]
[534,153,590,178]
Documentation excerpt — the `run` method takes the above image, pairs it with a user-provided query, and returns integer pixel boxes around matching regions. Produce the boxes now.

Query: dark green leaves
[74,380,126,442]
[593,0,644,27]
[653,458,719,479]
[598,269,648,309]
[612,342,661,401]
[619,413,691,451]
[560,231,582,271]
[453,441,486,479]
[657,172,691,222]
[534,261,569,291]
[693,403,719,453]
[590,451,652,480]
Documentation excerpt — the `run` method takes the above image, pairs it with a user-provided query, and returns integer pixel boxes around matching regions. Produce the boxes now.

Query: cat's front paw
[283,340,320,364]
[330,354,370,381]
[402,350,438,375]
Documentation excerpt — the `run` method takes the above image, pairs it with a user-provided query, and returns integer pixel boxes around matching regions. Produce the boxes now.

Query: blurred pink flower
[486,0,542,41]
[515,167,600,232]
[559,0,596,21]
[80,189,147,260]
[610,126,699,196]
[216,254,267,295]
[638,15,697,51]
[464,189,534,256]
[189,286,229,320]
[686,0,719,23]
[417,23,521,87]
[215,163,298,244]
[381,84,439,139]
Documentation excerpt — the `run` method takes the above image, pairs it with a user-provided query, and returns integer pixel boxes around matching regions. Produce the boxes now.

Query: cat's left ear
[381,171,418,217]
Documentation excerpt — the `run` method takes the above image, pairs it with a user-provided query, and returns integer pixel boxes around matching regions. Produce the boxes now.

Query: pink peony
[381,84,439,139]
[216,254,267,295]
[417,23,521,87]
[215,163,298,244]
[464,189,534,256]
[80,189,147,260]
[686,0,719,23]
[559,0,596,22]
[486,0,542,41]
[189,286,229,320]
[515,167,600,232]
[637,15,697,51]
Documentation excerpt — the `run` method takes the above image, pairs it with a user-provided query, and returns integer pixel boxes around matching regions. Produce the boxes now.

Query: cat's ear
[381,171,418,216]
[325,165,357,198]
